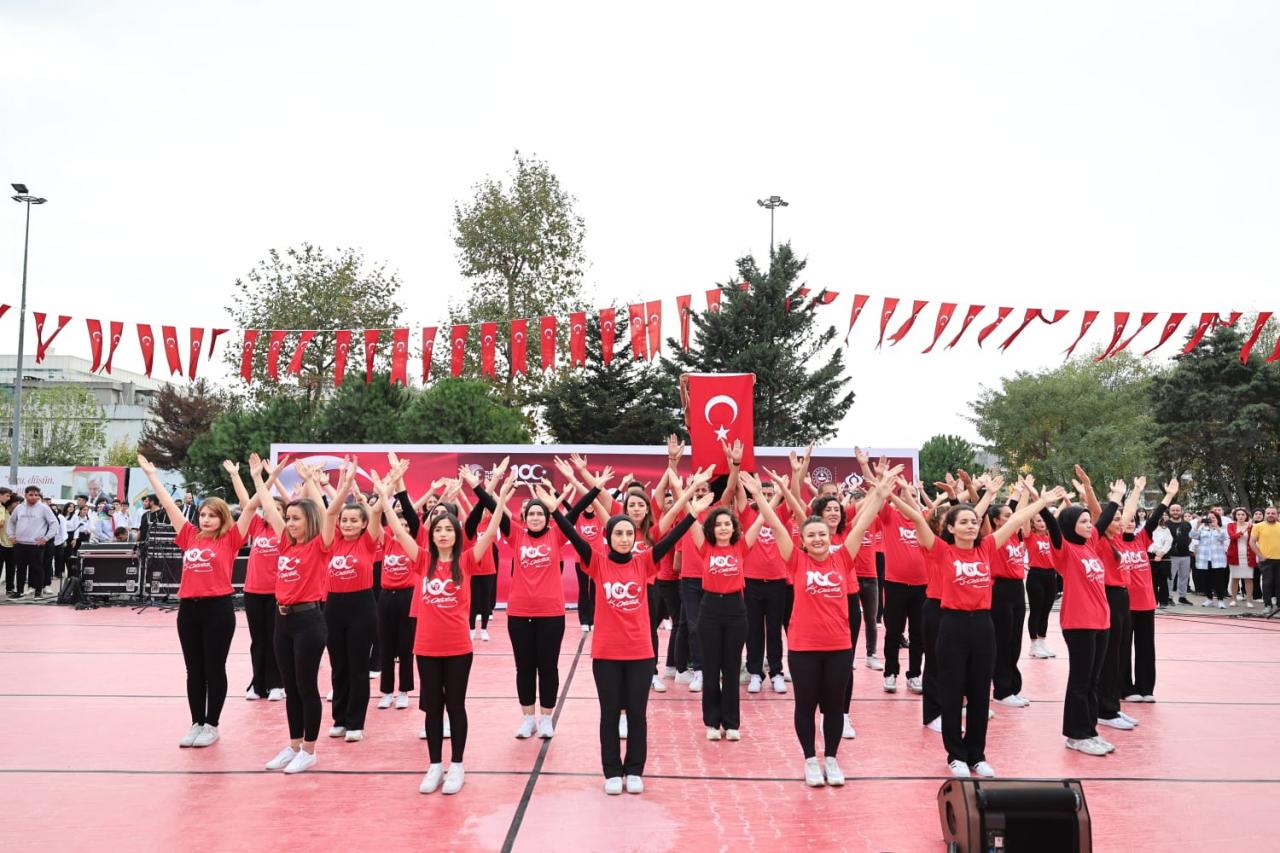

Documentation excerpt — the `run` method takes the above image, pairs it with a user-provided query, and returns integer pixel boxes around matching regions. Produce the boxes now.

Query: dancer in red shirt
[374,458,423,711]
[988,492,1032,709]
[1024,512,1058,659]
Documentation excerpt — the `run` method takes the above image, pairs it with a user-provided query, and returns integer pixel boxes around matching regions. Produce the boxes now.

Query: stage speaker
[938,779,1091,853]
[78,547,140,598]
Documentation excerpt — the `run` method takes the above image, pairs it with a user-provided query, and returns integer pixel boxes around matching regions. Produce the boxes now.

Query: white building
[0,351,169,458]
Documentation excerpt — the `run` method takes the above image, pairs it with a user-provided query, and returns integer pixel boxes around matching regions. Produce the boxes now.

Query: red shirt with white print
[878,505,928,585]
[412,547,493,657]
[847,503,877,578]
[326,530,378,593]
[380,526,427,590]
[506,524,567,617]
[928,538,996,611]
[581,549,661,660]
[275,536,331,605]
[1025,532,1054,568]
[740,505,790,582]
[991,537,1029,581]
[784,546,856,651]
[243,515,281,595]
[176,523,245,598]
[1119,530,1156,611]
[699,540,749,594]
[678,510,710,580]
[1051,531,1110,630]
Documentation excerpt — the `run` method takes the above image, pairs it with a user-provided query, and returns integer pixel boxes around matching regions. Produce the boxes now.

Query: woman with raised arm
[892,475,1062,778]
[253,456,352,774]
[768,467,900,788]
[551,478,705,795]
[989,481,1033,709]
[1024,504,1058,659]
[139,453,268,750]
[373,458,419,712]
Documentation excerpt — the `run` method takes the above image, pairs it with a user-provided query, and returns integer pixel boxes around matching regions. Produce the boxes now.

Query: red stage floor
[1,602,1277,851]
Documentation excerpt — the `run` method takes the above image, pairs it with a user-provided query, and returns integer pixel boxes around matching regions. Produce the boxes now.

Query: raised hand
[458,465,481,489]
[552,456,575,481]
[222,460,239,476]
[690,464,716,485]
[569,452,589,471]
[137,453,157,475]
[491,456,511,483]
[1073,465,1092,487]
[1163,477,1180,499]
[666,434,684,464]
[738,471,763,494]
[1133,475,1148,494]
[248,455,264,479]
[1107,479,1126,503]
[1042,485,1068,504]
[723,439,744,466]
[498,471,518,500]
[788,450,804,473]
[689,492,715,515]
[854,446,869,467]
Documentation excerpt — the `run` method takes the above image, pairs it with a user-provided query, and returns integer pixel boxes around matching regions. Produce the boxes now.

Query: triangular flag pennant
[705,289,722,313]
[676,295,692,350]
[946,305,986,349]
[844,294,870,343]
[976,307,1014,347]
[542,316,559,371]
[161,326,183,375]
[1143,313,1186,356]
[86,319,105,372]
[1092,312,1130,361]
[240,330,259,382]
[479,322,498,378]
[208,328,228,358]
[875,297,900,349]
[1239,313,1273,363]
[421,327,437,382]
[334,330,352,385]
[999,309,1068,352]
[389,328,409,385]
[1110,311,1157,357]
[645,300,662,358]
[510,319,528,377]
[188,327,205,380]
[266,331,287,381]
[628,304,647,359]
[288,331,316,376]
[101,321,124,374]
[1179,313,1218,355]
[921,303,958,354]
[137,324,156,376]
[364,329,381,383]
[887,300,928,345]
[1063,311,1100,359]
[33,312,72,363]
[450,325,468,377]
[600,308,616,364]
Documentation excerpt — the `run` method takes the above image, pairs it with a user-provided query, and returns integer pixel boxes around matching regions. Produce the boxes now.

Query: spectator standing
[1165,505,1193,606]
[0,488,14,596]
[1226,508,1256,607]
[181,493,200,524]
[1191,511,1229,608]
[1251,508,1280,611]
[5,486,59,598]
[91,506,115,543]
[1149,522,1173,608]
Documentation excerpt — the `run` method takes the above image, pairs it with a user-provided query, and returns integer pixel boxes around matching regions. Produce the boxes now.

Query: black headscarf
[1057,505,1089,545]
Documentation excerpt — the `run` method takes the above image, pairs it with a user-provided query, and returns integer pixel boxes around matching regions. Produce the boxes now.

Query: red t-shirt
[470,522,499,577]
[699,540,749,594]
[879,505,928,585]
[380,526,426,590]
[506,524,567,617]
[740,506,789,581]
[576,513,606,554]
[928,538,996,611]
[582,550,661,659]
[176,523,245,598]
[326,530,378,593]
[678,510,710,579]
[412,548,490,657]
[1025,533,1054,568]
[847,503,877,578]
[785,546,856,651]
[991,537,1028,581]
[243,515,281,595]
[1096,535,1129,588]
[1051,532,1110,630]
[1118,530,1155,611]
[275,537,331,605]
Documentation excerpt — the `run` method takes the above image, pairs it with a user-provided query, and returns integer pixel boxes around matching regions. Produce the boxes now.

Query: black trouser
[593,658,652,777]
[856,577,879,656]
[875,553,886,621]
[1262,559,1280,606]
[41,542,54,588]
[843,593,864,713]
[51,543,67,580]
[377,587,415,694]
[1061,628,1108,739]
[1252,566,1263,600]
[647,584,662,674]
[275,605,327,741]
[679,577,705,671]
[325,589,376,730]
[1124,608,1156,696]
[1191,566,1209,596]
[176,595,236,727]
[656,579,687,672]
[12,542,43,595]
[882,581,925,678]
[1025,568,1056,638]
[469,574,497,630]
[745,579,786,677]
[991,578,1026,699]
[698,591,747,729]
[1209,567,1229,600]
[576,565,596,627]
[1098,586,1130,720]
[782,583,794,631]
[921,598,942,724]
[938,609,995,765]
[417,653,472,764]
[0,545,13,593]
[243,592,282,696]
[789,648,852,759]
[1151,560,1172,606]
[508,615,565,709]
[368,566,381,672]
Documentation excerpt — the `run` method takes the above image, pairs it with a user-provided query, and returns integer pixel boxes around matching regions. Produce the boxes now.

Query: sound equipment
[77,543,140,598]
[938,779,1091,853]
[232,547,249,594]
[143,520,182,598]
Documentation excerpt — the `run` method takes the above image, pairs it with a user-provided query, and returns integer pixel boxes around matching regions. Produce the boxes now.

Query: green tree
[223,244,404,407]
[450,151,588,402]
[182,395,314,494]
[662,243,854,446]
[103,438,138,467]
[398,379,530,444]
[971,350,1157,487]
[919,434,979,493]
[138,379,234,470]
[1150,323,1280,509]
[0,385,107,465]
[311,374,414,445]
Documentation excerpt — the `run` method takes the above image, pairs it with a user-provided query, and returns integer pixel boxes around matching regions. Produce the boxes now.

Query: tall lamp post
[9,184,47,486]
[756,195,789,256]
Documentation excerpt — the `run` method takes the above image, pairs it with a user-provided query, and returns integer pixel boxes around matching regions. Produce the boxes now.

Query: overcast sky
[2,1,1277,450]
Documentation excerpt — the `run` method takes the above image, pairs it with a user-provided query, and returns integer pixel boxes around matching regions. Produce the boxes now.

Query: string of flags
[1,290,1275,387]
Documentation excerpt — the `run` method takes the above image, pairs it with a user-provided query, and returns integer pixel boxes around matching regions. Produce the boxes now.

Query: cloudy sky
[2,1,1276,450]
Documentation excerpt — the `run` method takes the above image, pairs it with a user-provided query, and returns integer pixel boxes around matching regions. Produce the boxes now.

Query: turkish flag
[334,330,352,385]
[188,328,205,380]
[480,322,498,378]
[161,325,183,376]
[567,313,585,367]
[1110,311,1157,356]
[875,297,900,349]
[887,299,928,345]
[86,319,105,372]
[267,330,287,381]
[976,307,1014,347]
[999,309,1068,351]
[541,315,559,371]
[510,319,528,376]
[137,323,157,376]
[101,321,124,374]
[705,289,722,314]
[287,331,315,376]
[364,329,381,383]
[208,328,228,359]
[421,327,437,382]
[1219,312,1243,328]
[450,324,468,377]
[600,308,616,365]
[1063,311,1100,358]
[1180,313,1218,355]
[683,373,756,472]
[845,294,870,343]
[33,312,72,363]
[921,302,958,354]
[389,327,409,385]
[1092,312,1130,361]
[240,330,259,382]
[628,304,648,360]
[1240,313,1273,363]
[946,305,986,349]
[646,300,662,357]
[1142,313,1186,356]
[676,295,692,350]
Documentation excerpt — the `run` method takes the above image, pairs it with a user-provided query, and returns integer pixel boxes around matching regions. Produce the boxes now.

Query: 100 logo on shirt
[603,581,642,611]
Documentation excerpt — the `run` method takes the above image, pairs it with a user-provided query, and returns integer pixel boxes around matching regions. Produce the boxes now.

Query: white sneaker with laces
[706,727,722,741]
[1218,600,1227,609]
[265,746,297,770]
[327,725,346,738]
[419,764,443,793]
[193,725,219,747]
[1093,736,1116,753]
[442,763,465,794]
[537,716,555,739]
[1098,716,1134,730]
[625,774,644,794]
[267,688,285,701]
[995,695,1026,707]
[651,674,667,693]
[747,675,762,694]
[689,671,703,693]
[725,729,741,741]
[1202,599,1215,607]
[1065,737,1108,756]
[972,761,996,778]
[771,674,788,694]
[619,716,628,740]
[443,716,451,738]
[246,687,260,701]
[824,756,845,786]
[604,776,624,795]
[664,666,679,678]
[1124,693,1144,702]
[418,727,427,740]
[179,724,202,748]
[378,693,394,710]
[1013,694,1031,706]
[515,716,536,739]
[926,716,942,733]
[883,675,898,693]
[325,689,333,702]
[949,760,972,777]
[345,730,363,742]
[842,714,857,739]
[481,629,491,642]
[395,692,409,709]
[866,654,884,671]
[283,750,317,774]
[907,676,923,694]
[804,757,825,787]
[675,670,693,684]
[1118,711,1140,726]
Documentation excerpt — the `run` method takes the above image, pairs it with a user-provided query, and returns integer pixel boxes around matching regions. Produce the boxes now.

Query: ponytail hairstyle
[809,495,847,535]
[427,512,464,587]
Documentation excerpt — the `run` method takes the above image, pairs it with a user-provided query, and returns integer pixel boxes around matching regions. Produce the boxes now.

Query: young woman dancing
[374,458,420,711]
[989,490,1032,708]
[1113,477,1177,704]
[1024,509,1058,658]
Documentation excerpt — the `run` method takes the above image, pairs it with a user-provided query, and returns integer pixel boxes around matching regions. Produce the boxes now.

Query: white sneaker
[926,716,942,733]
[582,624,592,633]
[747,675,762,694]
[267,688,285,701]
[443,716,451,739]
[369,671,380,679]
[842,714,857,739]
[1012,694,1032,706]
[664,666,679,678]
[395,692,409,710]
[442,763,465,794]
[660,619,672,631]
[1124,693,1144,702]
[824,756,845,786]
[995,695,1027,707]
[1218,600,1227,609]
[604,776,624,795]
[1098,716,1134,730]
[907,676,923,694]
[378,693,394,709]
[1093,736,1116,753]
[1201,599,1215,607]
[327,725,346,738]
[739,664,751,685]
[515,716,537,739]
[1142,695,1156,702]
[1118,711,1139,726]
[883,675,898,693]
[325,689,333,702]
[1228,599,1237,607]
[192,724,219,747]
[418,727,427,740]
[619,716,628,740]
[419,764,443,793]
[265,746,297,770]
[625,774,644,794]
[949,760,972,777]
[804,757,824,787]
[866,654,884,671]
[725,729,741,741]
[471,628,477,639]
[283,750,317,774]
[771,674,788,694]
[179,724,202,748]
[246,687,260,701]
[675,670,693,684]
[481,629,491,642]
[537,716,555,739]
[344,730,363,742]
[651,674,667,693]
[706,727,722,741]
[972,761,996,778]
[1066,737,1109,756]
[689,671,703,693]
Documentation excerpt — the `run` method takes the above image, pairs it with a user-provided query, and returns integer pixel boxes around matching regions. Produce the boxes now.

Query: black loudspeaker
[77,546,140,598]
[938,779,1091,853]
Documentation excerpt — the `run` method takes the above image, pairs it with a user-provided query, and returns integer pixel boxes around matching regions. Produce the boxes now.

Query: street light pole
[9,184,47,486]
[755,195,789,257]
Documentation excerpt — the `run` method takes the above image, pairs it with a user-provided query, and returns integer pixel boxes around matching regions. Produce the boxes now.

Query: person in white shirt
[1149,524,1174,607]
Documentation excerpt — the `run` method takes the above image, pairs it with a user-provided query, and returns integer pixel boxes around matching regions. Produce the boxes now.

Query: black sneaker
[1178,597,1193,606]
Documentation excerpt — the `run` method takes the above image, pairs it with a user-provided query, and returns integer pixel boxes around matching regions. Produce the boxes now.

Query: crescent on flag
[572,324,583,334]
[704,394,739,425]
